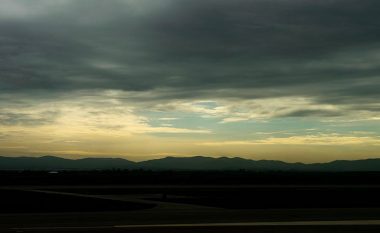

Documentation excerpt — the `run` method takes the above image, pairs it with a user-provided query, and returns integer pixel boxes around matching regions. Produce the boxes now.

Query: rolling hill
[1,156,380,171]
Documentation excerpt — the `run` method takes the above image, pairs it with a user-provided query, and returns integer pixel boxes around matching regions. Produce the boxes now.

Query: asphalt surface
[2,186,380,233]
[6,222,380,233]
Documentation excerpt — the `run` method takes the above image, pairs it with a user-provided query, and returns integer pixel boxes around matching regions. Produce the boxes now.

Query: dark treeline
[1,170,380,186]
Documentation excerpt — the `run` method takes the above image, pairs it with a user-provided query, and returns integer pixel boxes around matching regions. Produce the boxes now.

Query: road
[7,221,380,233]
[2,186,380,232]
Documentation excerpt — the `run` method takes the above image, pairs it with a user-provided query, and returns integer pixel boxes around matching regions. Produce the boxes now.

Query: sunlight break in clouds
[199,134,380,146]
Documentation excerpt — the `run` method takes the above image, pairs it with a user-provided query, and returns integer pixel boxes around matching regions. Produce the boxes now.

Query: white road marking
[115,220,380,227]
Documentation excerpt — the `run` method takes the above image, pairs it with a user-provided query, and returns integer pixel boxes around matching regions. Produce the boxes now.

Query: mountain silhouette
[0,155,380,171]
[0,156,136,170]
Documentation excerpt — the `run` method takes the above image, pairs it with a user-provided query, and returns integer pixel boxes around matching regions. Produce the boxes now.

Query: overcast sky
[0,0,379,162]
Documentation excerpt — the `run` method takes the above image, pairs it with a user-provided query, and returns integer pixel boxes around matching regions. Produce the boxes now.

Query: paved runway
[2,186,380,233]
[8,220,380,233]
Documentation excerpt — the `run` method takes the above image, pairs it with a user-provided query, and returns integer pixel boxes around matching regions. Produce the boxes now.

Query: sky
[0,0,379,162]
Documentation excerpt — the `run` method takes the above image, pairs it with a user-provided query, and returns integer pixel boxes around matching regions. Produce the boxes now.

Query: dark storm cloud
[279,109,343,118]
[0,0,379,114]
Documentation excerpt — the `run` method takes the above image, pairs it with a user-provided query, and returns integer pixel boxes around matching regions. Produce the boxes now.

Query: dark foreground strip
[11,220,380,231]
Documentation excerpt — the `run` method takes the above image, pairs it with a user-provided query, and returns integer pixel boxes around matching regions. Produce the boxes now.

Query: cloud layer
[0,0,379,161]
[1,1,379,103]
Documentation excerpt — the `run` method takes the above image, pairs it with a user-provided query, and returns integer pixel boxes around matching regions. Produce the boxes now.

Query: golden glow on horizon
[0,93,379,163]
[1,122,380,163]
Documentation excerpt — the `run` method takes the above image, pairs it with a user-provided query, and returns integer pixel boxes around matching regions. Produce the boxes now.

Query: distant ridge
[0,156,136,170]
[0,156,380,171]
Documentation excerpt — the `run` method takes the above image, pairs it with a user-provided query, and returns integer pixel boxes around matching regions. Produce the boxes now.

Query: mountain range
[1,156,380,171]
